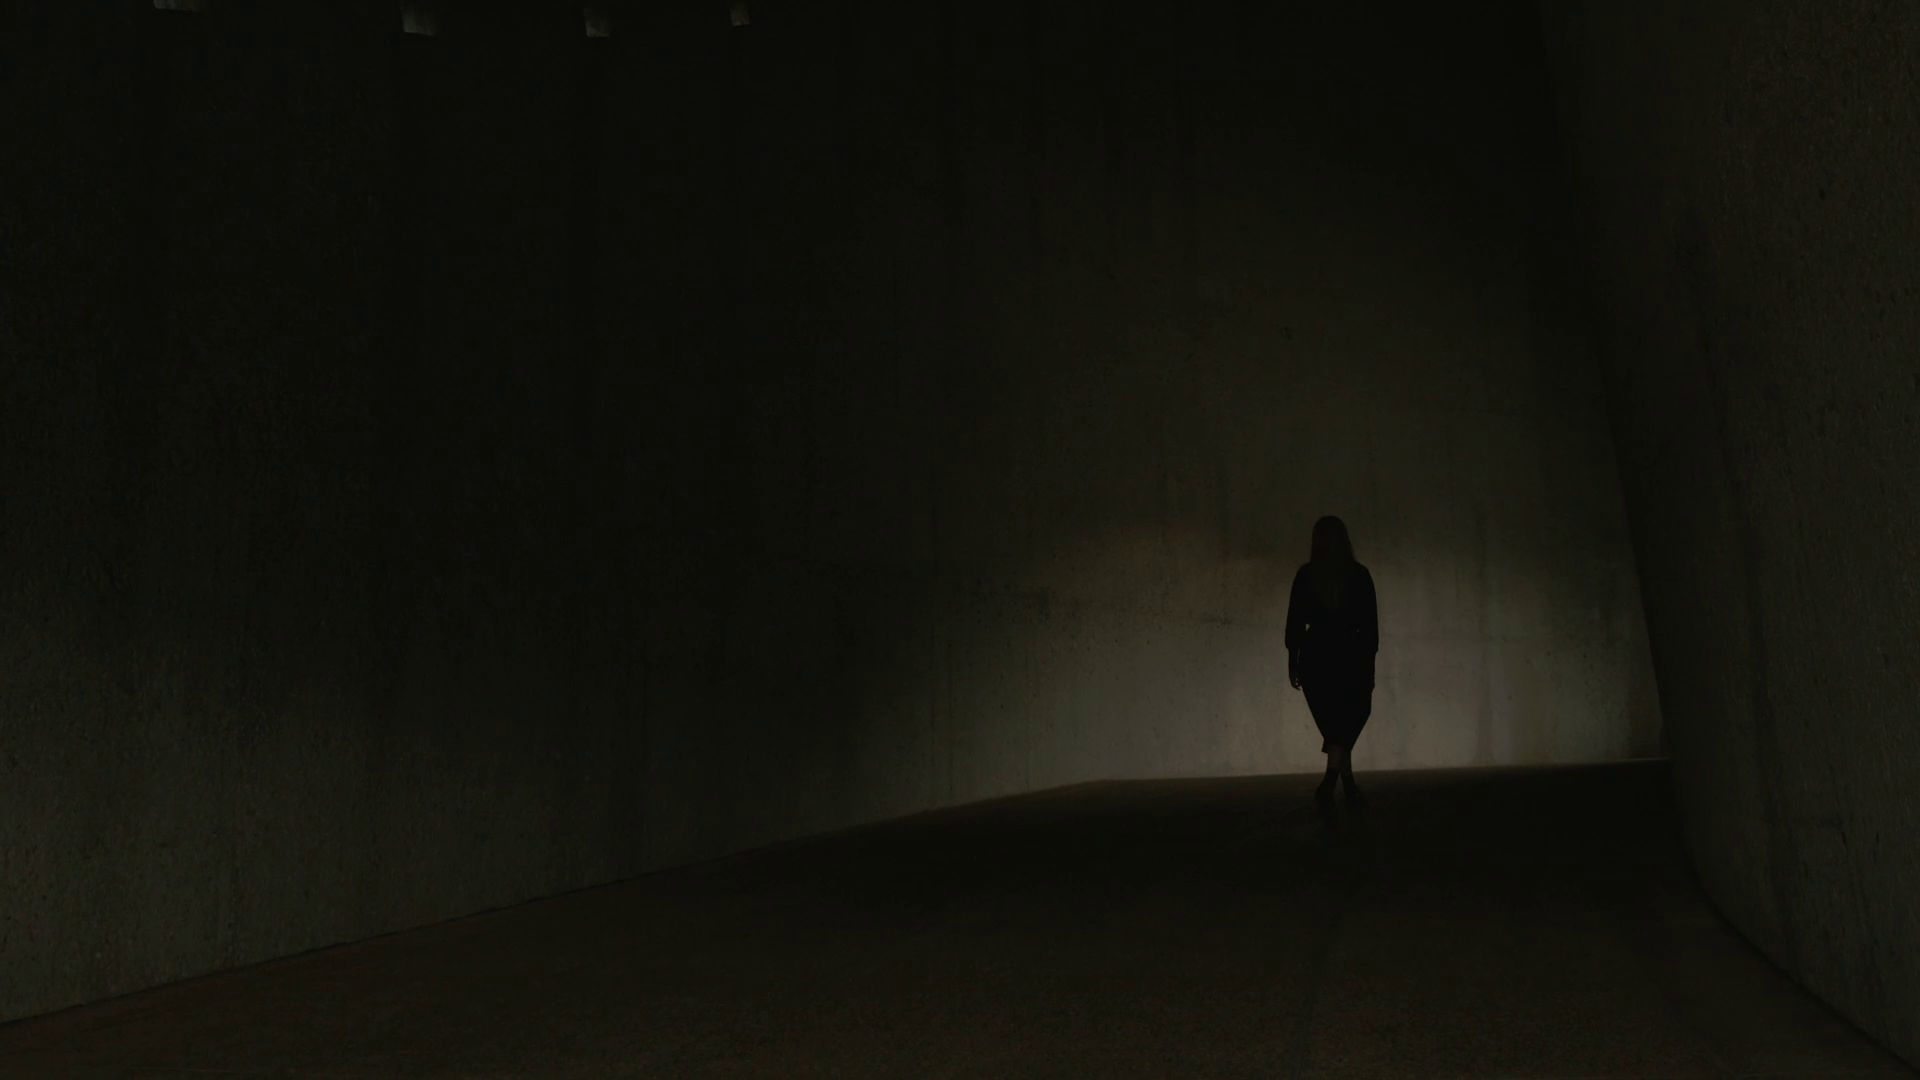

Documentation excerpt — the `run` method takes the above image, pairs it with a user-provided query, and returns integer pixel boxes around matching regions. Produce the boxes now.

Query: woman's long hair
[1306,516,1356,612]
[1310,515,1355,565]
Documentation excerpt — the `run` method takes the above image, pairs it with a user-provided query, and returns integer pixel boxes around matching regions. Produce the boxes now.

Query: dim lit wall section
[1540,1,1919,1067]
[0,2,1654,1022]
[653,0,1661,812]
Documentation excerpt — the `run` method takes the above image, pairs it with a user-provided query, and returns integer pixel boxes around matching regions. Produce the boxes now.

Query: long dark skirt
[1303,680,1372,753]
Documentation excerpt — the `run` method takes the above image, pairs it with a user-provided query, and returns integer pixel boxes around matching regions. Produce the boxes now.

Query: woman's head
[1310,515,1354,564]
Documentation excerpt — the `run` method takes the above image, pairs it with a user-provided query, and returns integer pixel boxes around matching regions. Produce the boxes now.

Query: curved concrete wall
[1540,0,1920,1065]
[1,2,1654,1022]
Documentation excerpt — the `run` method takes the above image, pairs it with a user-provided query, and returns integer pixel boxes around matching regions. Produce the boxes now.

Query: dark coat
[1284,561,1379,689]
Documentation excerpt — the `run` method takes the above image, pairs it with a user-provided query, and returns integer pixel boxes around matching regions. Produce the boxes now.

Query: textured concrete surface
[1540,1,1920,1067]
[0,2,1655,1023]
[0,762,1908,1079]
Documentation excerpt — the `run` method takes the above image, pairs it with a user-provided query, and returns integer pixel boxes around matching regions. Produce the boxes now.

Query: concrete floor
[0,762,1908,1079]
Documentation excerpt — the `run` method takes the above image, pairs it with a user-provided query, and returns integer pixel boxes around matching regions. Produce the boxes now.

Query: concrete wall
[1539,0,1920,1066]
[0,1,1655,1022]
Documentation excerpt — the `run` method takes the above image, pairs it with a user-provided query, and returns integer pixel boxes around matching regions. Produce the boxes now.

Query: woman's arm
[1362,566,1379,690]
[1361,567,1379,654]
[1284,568,1306,651]
[1284,568,1306,689]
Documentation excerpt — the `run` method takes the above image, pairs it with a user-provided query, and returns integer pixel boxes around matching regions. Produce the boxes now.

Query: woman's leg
[1315,754,1339,821]
[1342,687,1370,796]
[1323,746,1350,796]
[1305,681,1346,820]
[1339,728,1365,813]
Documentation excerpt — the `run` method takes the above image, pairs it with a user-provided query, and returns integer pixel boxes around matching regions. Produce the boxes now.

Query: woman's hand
[1288,667,1301,690]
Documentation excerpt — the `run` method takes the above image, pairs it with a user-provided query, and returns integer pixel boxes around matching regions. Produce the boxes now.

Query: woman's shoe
[1343,785,1367,819]
[1315,783,1338,824]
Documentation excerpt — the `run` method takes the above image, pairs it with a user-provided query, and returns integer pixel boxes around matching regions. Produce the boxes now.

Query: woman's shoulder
[1296,560,1371,580]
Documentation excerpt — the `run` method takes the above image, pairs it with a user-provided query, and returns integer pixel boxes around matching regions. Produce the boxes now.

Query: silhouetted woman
[1285,515,1379,822]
